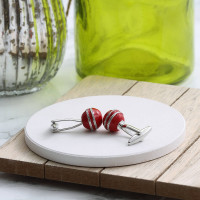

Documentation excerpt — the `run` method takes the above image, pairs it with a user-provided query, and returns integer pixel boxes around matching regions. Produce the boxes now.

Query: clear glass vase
[0,0,67,96]
[75,0,194,84]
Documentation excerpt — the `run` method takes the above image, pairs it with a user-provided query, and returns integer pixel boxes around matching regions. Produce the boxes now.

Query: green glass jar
[75,0,194,84]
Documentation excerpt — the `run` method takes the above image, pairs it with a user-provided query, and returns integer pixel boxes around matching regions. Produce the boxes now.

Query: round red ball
[81,108,102,131]
[103,110,125,132]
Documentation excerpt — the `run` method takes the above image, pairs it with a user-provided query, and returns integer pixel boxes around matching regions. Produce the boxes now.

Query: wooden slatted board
[1,75,200,199]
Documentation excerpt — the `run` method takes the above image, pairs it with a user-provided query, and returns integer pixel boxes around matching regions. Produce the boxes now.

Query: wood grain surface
[1,75,200,199]
[157,136,200,200]
[156,89,200,200]
[0,130,46,178]
[58,75,136,102]
[45,161,102,187]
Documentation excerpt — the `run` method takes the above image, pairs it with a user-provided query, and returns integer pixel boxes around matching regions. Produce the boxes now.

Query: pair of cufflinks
[51,108,151,146]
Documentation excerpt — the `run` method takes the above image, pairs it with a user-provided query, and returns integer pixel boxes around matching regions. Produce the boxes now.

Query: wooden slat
[100,81,189,195]
[58,75,137,101]
[157,135,200,200]
[45,162,102,187]
[0,130,46,178]
[44,75,136,186]
[156,88,200,199]
[125,81,188,105]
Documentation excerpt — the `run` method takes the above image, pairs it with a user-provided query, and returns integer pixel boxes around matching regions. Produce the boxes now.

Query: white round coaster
[25,95,185,167]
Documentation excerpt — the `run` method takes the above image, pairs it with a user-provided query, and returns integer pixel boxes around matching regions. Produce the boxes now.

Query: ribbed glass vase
[0,0,67,96]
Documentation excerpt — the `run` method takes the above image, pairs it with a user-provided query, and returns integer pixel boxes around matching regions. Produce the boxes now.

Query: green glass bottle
[75,0,193,84]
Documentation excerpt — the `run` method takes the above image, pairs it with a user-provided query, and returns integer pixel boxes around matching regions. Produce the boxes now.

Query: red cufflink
[51,108,102,132]
[103,110,151,145]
